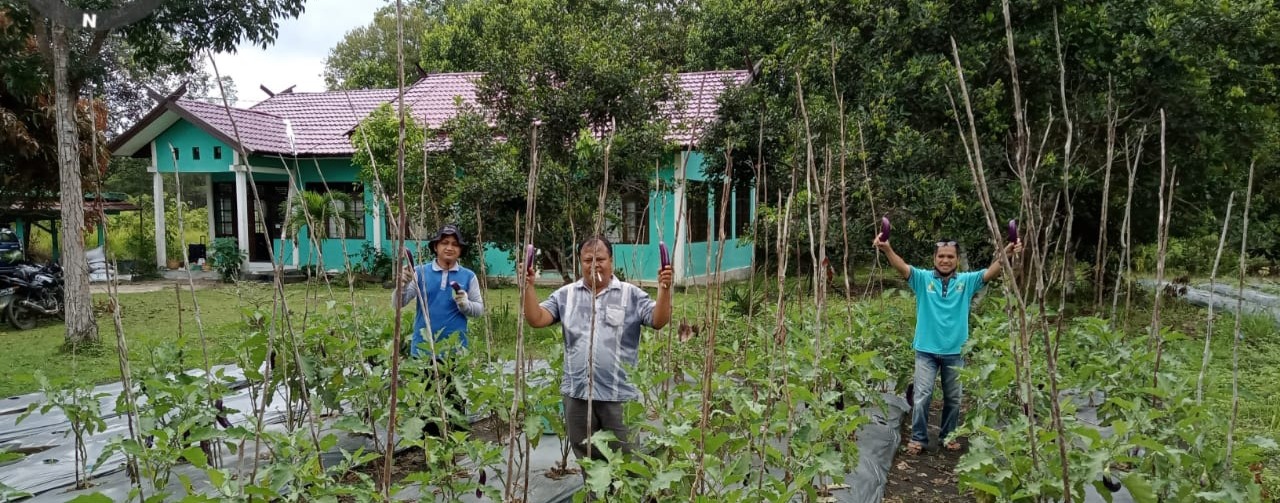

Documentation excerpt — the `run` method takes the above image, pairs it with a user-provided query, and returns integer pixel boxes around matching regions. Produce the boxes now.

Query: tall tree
[323,3,432,90]
[690,0,1280,269]
[101,39,238,140]
[415,0,676,276]
[0,4,104,211]
[3,0,305,345]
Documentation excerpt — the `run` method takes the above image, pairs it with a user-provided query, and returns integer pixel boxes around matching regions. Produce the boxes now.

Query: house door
[247,182,289,262]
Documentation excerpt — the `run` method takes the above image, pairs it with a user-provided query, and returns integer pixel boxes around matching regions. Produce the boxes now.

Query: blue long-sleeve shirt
[395,260,484,358]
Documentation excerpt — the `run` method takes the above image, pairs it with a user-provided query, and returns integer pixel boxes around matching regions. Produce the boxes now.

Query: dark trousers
[562,395,632,460]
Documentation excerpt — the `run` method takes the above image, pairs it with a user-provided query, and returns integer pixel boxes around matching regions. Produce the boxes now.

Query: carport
[0,192,140,263]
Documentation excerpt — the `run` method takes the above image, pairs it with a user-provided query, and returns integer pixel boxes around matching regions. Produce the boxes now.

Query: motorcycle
[0,285,15,322]
[0,261,64,330]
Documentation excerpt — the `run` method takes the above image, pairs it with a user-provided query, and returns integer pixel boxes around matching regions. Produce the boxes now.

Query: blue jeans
[911,351,964,445]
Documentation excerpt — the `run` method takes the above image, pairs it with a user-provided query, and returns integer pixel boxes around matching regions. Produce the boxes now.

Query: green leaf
[956,451,995,473]
[704,432,730,454]
[967,480,1002,496]
[649,468,684,492]
[66,494,114,503]
[585,462,613,494]
[319,433,339,452]
[181,446,208,469]
[208,468,227,489]
[268,464,295,494]
[1091,480,1115,503]
[0,450,25,463]
[1122,472,1157,503]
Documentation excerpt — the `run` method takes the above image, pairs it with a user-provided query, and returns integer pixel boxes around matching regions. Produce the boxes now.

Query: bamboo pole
[1196,192,1235,404]
[1225,160,1255,470]
[950,6,1039,465]
[1048,13,1073,497]
[1093,80,1117,311]
[1151,110,1178,387]
[381,0,409,492]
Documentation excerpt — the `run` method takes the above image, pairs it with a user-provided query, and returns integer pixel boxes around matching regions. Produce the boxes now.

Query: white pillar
[672,153,687,286]
[205,174,215,246]
[235,168,250,264]
[372,198,382,251]
[153,172,167,269]
[287,183,299,267]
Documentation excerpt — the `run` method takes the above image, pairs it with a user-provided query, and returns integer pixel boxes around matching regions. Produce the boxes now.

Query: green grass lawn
[0,277,724,398]
[0,280,580,398]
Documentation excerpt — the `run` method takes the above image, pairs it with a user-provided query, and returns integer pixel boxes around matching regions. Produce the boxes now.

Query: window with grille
[212,183,236,237]
[686,181,709,243]
[605,192,650,244]
[734,184,752,238]
[711,184,729,239]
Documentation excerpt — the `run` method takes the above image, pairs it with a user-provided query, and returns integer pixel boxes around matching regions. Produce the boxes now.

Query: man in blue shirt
[874,233,1020,454]
[396,223,485,436]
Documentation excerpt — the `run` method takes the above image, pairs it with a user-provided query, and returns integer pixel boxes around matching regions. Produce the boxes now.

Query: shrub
[209,238,245,282]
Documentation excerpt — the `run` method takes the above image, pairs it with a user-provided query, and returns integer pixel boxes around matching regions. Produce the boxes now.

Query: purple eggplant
[1007,220,1019,244]
[214,399,232,429]
[879,216,891,242]
[403,247,415,268]
[525,244,536,270]
[659,241,670,268]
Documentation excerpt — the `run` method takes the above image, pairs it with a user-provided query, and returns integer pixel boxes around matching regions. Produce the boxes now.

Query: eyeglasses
[935,241,958,248]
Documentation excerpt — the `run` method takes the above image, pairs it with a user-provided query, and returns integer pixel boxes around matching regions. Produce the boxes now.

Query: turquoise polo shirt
[907,266,987,355]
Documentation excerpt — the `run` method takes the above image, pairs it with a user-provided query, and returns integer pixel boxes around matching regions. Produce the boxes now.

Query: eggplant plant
[955,310,1270,502]
[103,342,236,498]
[18,374,109,491]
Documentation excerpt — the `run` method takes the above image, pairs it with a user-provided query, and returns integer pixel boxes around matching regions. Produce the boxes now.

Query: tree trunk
[52,23,98,346]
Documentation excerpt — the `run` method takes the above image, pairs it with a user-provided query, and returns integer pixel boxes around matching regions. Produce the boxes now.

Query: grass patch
[0,281,581,397]
[0,278,715,398]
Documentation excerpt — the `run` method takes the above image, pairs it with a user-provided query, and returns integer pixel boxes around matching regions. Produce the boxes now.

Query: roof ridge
[676,70,750,75]
[253,87,398,100]
[180,98,287,121]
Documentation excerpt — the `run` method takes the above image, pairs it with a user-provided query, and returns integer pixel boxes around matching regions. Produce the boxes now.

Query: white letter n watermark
[82,13,97,29]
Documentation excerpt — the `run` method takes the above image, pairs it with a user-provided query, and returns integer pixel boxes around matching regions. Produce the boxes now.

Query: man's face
[435,235,461,263]
[580,241,614,288]
[934,245,958,275]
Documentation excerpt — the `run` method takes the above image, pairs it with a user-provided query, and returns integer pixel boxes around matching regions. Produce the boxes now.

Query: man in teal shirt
[874,233,1020,454]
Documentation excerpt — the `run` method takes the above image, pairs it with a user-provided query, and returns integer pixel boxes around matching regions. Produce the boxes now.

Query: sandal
[905,441,924,455]
[944,440,963,452]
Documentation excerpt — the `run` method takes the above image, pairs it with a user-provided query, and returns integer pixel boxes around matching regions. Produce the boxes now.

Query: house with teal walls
[108,71,753,286]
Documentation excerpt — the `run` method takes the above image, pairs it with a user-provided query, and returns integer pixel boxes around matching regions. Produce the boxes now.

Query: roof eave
[161,103,254,157]
[107,84,191,157]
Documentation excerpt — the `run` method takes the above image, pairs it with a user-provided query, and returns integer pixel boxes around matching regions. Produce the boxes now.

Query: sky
[203,0,381,106]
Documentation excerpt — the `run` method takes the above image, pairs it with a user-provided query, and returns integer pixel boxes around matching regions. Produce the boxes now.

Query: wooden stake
[1197,191,1235,404]
[1226,160,1255,470]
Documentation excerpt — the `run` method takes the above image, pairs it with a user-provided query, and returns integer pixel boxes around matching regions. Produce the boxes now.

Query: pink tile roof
[175,99,293,154]
[249,88,399,154]
[664,71,752,145]
[398,72,484,128]
[148,70,749,157]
